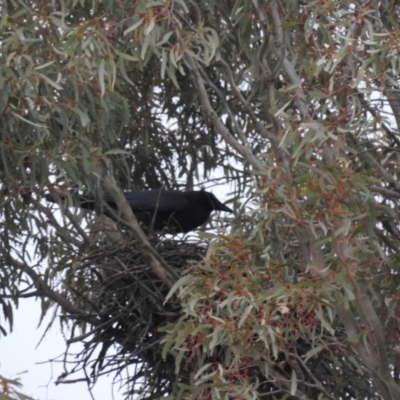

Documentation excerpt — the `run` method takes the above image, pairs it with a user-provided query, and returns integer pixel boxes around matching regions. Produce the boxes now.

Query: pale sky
[0,291,125,400]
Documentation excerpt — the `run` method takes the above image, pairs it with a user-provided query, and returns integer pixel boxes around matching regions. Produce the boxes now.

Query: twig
[185,52,268,174]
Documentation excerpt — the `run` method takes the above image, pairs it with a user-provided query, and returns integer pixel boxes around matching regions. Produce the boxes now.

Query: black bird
[48,189,233,234]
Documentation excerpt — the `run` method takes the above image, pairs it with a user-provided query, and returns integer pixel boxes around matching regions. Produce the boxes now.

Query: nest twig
[57,235,206,398]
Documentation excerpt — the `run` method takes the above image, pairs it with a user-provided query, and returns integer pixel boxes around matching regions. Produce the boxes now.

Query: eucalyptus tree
[1,0,400,399]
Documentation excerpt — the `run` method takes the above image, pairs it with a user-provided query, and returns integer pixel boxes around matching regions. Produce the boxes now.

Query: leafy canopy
[1,0,400,399]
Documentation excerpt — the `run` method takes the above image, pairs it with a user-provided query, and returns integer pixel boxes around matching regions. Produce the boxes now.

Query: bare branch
[101,176,180,287]
[10,257,96,322]
[185,53,268,174]
[370,185,400,199]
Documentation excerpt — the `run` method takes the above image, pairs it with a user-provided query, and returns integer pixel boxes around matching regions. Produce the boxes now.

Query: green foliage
[0,374,35,400]
[1,0,400,399]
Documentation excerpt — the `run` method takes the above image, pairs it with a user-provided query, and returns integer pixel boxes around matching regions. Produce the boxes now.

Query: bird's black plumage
[50,189,232,233]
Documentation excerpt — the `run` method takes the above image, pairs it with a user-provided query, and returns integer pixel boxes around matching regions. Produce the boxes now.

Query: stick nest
[59,235,206,398]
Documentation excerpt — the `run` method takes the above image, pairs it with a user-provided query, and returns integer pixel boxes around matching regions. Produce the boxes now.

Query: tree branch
[185,53,268,174]
[101,176,180,287]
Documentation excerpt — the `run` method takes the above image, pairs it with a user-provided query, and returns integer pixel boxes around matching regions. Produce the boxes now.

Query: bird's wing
[104,190,191,213]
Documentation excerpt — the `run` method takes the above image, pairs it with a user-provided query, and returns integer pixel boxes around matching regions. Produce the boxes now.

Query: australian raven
[48,189,232,234]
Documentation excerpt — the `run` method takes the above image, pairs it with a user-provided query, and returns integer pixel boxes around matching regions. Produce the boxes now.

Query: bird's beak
[218,203,233,213]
